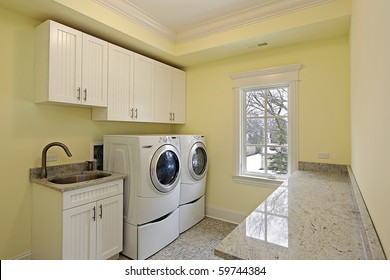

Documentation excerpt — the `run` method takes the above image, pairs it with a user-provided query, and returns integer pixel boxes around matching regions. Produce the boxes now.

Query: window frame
[231,64,301,188]
[242,85,289,179]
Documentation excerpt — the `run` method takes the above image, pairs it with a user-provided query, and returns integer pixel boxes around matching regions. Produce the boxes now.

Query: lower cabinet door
[96,194,123,260]
[62,195,123,260]
[62,202,97,260]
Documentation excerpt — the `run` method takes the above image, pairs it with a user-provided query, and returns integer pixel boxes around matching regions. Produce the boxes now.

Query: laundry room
[0,0,389,268]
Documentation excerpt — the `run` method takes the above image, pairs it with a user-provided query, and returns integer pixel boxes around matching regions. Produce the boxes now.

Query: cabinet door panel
[49,22,82,104]
[82,33,108,107]
[133,54,154,122]
[107,44,134,120]
[172,69,186,123]
[96,195,123,260]
[154,63,172,123]
[63,202,96,260]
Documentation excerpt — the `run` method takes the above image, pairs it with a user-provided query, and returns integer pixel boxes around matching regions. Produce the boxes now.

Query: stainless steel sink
[48,171,111,184]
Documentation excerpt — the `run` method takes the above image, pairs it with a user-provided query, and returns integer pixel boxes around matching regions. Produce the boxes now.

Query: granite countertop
[30,162,125,192]
[215,170,386,260]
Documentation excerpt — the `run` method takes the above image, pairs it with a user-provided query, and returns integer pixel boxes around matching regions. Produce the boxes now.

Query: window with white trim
[231,64,301,186]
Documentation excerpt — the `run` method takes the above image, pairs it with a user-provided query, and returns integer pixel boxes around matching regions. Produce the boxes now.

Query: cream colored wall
[350,0,390,258]
[174,35,350,215]
[0,8,173,259]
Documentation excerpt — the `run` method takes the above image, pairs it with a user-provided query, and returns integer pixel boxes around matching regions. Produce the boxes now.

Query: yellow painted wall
[0,4,351,260]
[174,35,350,213]
[350,0,390,258]
[0,7,173,259]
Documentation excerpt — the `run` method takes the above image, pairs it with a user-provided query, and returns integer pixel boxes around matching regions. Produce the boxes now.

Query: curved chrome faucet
[40,142,72,178]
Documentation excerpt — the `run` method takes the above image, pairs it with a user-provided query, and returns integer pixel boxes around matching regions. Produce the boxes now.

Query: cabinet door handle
[83,88,87,101]
[77,87,81,100]
[92,206,96,221]
[130,108,134,118]
[172,112,175,122]
[135,108,138,119]
[170,112,172,121]
[99,204,103,219]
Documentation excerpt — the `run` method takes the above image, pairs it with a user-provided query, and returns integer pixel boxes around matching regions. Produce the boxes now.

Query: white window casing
[231,64,302,188]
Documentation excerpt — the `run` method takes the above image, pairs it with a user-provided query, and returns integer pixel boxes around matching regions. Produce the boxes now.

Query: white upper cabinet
[92,44,134,121]
[133,54,155,122]
[36,20,185,123]
[154,62,172,123]
[35,20,108,107]
[154,62,186,124]
[171,68,186,124]
[81,33,108,106]
[92,48,155,122]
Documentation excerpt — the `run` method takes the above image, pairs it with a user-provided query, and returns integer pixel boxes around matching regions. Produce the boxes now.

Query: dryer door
[150,144,181,193]
[188,142,208,181]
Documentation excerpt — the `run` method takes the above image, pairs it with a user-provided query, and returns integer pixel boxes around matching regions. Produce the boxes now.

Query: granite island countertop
[215,170,386,260]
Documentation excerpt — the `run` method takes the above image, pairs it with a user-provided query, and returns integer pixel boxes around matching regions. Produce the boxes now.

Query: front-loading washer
[178,135,208,233]
[104,135,181,259]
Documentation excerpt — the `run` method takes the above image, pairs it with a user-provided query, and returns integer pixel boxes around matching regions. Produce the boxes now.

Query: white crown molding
[94,0,335,44]
[177,0,335,43]
[93,0,176,41]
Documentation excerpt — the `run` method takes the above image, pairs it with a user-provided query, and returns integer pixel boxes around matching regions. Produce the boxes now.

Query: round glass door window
[189,142,208,181]
[151,145,181,193]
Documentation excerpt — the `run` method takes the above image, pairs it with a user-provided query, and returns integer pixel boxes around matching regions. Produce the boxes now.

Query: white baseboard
[205,205,247,224]
[11,252,32,260]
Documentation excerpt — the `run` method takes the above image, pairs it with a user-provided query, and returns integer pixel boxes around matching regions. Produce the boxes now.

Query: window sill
[232,175,284,189]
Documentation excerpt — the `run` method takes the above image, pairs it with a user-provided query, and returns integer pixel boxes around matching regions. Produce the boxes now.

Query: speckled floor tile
[119,217,237,260]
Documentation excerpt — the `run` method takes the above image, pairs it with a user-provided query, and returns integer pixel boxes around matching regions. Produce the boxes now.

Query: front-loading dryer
[178,135,208,233]
[104,135,181,259]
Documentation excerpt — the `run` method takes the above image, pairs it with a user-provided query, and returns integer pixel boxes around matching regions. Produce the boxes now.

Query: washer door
[150,144,181,193]
[188,142,208,181]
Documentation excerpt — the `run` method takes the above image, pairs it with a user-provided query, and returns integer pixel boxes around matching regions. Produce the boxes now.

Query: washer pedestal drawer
[179,195,205,233]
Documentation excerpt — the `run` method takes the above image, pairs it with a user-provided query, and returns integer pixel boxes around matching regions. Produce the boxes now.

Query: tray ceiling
[94,0,336,42]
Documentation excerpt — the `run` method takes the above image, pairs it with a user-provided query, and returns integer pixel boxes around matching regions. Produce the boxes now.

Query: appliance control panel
[192,135,205,141]
[159,136,179,146]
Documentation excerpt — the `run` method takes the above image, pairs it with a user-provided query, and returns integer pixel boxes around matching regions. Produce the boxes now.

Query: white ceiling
[123,0,274,33]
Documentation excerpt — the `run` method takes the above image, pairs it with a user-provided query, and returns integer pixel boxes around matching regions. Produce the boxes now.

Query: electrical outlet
[318,153,330,159]
[47,154,58,162]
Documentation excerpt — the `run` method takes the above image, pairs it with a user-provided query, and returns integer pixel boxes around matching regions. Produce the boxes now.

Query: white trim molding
[177,0,336,43]
[206,205,248,225]
[11,252,32,260]
[231,64,302,185]
[93,0,176,41]
[230,64,302,87]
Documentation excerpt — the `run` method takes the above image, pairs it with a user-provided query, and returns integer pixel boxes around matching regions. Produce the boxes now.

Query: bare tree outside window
[244,87,288,176]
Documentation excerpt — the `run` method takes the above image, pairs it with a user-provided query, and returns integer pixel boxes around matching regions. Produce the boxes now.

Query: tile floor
[119,217,237,260]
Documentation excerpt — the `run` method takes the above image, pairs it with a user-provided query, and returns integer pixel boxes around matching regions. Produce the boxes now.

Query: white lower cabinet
[32,179,123,260]
[62,194,123,260]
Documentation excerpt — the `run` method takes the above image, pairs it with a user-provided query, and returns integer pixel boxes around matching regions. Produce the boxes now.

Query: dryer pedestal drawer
[123,208,179,260]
